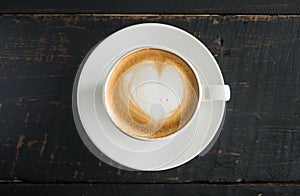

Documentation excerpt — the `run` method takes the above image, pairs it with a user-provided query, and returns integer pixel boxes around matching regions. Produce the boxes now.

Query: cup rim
[103,46,202,141]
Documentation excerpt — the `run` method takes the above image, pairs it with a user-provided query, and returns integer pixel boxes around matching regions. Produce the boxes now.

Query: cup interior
[103,47,202,141]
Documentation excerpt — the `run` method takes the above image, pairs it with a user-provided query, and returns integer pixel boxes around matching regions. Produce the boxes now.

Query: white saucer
[74,23,226,171]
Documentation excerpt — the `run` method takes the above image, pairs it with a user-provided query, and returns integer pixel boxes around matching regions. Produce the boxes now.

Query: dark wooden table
[1,0,299,195]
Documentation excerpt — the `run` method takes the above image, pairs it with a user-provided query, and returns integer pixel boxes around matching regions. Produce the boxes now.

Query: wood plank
[0,15,299,182]
[1,183,300,195]
[0,0,299,14]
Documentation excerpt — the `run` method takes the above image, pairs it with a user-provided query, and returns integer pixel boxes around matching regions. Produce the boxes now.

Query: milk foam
[105,48,199,139]
[124,61,183,118]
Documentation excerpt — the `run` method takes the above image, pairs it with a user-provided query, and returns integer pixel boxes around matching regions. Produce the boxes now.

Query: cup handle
[202,85,231,102]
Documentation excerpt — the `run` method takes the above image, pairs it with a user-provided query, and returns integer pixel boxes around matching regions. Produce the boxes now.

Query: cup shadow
[72,42,135,171]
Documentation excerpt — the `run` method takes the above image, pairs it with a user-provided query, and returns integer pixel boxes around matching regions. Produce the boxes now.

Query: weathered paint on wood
[1,183,300,196]
[0,15,299,183]
[0,0,299,14]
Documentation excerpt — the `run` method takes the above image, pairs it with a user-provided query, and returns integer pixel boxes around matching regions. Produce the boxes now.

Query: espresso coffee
[104,48,199,139]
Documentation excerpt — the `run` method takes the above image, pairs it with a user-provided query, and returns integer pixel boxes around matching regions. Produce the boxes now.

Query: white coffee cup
[103,46,230,141]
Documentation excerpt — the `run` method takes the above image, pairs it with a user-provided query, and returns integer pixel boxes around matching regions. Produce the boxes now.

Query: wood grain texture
[1,183,300,196]
[0,15,299,183]
[0,0,299,14]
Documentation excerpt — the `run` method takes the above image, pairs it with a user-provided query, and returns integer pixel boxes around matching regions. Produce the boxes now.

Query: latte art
[105,48,199,139]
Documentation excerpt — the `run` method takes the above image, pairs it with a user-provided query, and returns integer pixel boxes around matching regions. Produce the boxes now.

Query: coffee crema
[104,48,199,139]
